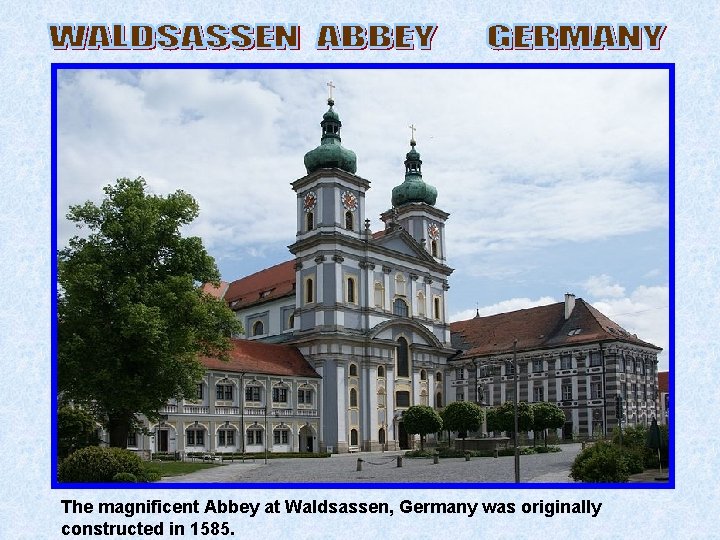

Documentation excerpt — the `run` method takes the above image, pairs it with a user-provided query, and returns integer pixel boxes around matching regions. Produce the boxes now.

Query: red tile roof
[200,339,320,378]
[223,260,296,310]
[450,298,660,359]
[658,371,669,393]
[201,281,229,299]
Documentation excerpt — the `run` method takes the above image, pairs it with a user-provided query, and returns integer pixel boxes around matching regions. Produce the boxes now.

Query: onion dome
[391,138,437,207]
[304,98,357,174]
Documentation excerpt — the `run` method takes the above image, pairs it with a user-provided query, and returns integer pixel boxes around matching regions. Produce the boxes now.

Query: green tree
[58,178,241,448]
[440,401,484,447]
[488,401,534,441]
[531,402,565,447]
[402,405,443,451]
[57,405,99,460]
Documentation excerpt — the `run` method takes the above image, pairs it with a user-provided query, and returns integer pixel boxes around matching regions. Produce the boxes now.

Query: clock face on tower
[341,191,358,211]
[428,223,440,240]
[303,191,317,212]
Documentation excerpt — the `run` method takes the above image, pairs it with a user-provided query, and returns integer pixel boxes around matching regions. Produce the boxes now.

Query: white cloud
[583,274,626,298]
[450,296,557,322]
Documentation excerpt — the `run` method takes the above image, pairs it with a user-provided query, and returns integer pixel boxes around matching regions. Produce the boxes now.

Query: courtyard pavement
[156,443,582,484]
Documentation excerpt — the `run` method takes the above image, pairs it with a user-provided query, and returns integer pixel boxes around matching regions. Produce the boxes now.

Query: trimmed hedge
[58,446,148,483]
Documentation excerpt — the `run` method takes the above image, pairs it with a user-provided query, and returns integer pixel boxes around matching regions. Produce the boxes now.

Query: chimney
[564,293,576,320]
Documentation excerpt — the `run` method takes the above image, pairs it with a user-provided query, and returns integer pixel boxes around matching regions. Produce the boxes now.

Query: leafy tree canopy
[531,402,565,432]
[58,178,241,447]
[402,405,443,450]
[488,401,534,434]
[440,401,484,439]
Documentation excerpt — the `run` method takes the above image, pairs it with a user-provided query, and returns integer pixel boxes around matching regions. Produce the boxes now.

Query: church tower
[381,130,449,263]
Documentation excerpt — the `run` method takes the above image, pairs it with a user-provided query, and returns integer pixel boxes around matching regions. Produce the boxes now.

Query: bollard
[397,455,403,468]
[433,454,439,465]
[356,458,363,472]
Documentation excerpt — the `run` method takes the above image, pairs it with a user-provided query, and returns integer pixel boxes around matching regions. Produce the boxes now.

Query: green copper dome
[304,99,357,174]
[391,139,437,206]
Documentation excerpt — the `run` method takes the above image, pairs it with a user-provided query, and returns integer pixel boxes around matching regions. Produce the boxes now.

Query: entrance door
[562,422,573,440]
[158,430,169,452]
[306,436,313,452]
[398,422,410,450]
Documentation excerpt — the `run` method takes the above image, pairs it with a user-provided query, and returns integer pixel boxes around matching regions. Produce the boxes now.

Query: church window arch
[393,298,409,317]
[377,365,385,378]
[349,388,358,408]
[349,363,358,377]
[378,428,386,445]
[252,320,264,336]
[350,429,359,446]
[306,211,314,231]
[304,277,314,304]
[436,371,443,382]
[346,276,357,304]
[396,337,410,378]
[374,282,385,309]
[345,211,354,230]
[420,369,427,381]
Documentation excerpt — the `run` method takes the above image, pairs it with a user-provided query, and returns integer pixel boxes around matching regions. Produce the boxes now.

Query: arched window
[378,428,386,445]
[374,282,385,308]
[436,392,443,408]
[346,277,356,304]
[349,363,358,377]
[305,277,314,304]
[246,426,263,446]
[306,211,314,231]
[395,273,406,296]
[350,388,358,407]
[416,291,425,317]
[436,371,443,382]
[377,365,385,378]
[273,427,290,445]
[393,298,408,317]
[350,429,358,446]
[217,427,236,447]
[345,211,353,230]
[431,239,438,258]
[433,297,442,320]
[252,320,264,336]
[420,369,427,381]
[397,337,409,378]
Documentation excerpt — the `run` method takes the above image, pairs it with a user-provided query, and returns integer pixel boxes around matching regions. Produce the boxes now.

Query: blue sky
[57,67,670,368]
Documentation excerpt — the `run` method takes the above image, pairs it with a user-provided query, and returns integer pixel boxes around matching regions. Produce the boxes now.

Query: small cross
[409,123,416,142]
[327,81,336,101]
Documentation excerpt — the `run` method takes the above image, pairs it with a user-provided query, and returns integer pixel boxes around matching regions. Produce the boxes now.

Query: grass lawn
[144,461,222,478]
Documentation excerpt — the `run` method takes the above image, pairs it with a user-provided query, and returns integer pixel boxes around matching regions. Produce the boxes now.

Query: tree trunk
[420,435,425,451]
[107,413,132,448]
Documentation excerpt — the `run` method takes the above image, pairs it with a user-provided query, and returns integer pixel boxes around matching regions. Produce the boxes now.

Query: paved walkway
[157,444,582,484]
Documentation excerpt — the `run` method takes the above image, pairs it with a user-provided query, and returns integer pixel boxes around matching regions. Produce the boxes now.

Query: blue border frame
[51,62,675,490]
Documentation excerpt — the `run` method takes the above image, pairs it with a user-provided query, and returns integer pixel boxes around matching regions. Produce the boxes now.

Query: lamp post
[513,339,520,483]
[264,406,268,464]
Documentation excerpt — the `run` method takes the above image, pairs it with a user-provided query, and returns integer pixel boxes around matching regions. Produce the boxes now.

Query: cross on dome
[327,81,336,105]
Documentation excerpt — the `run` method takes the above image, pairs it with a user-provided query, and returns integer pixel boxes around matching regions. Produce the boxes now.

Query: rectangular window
[245,386,261,402]
[196,384,204,400]
[560,355,572,370]
[456,368,465,380]
[590,351,602,367]
[247,430,262,445]
[533,386,544,402]
[505,362,515,376]
[216,384,233,401]
[273,387,288,403]
[506,388,515,403]
[396,391,410,407]
[632,383,638,399]
[187,430,204,446]
[274,430,289,445]
[591,382,603,399]
[127,432,137,447]
[455,390,464,402]
[298,389,312,405]
[532,358,543,373]
[562,384,573,401]
[433,296,442,319]
[218,430,235,446]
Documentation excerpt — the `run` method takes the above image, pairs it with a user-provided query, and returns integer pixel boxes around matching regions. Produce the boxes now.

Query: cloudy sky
[56,68,670,368]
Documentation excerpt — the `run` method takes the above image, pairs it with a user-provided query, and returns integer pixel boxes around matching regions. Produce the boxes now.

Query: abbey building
[133,94,661,456]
